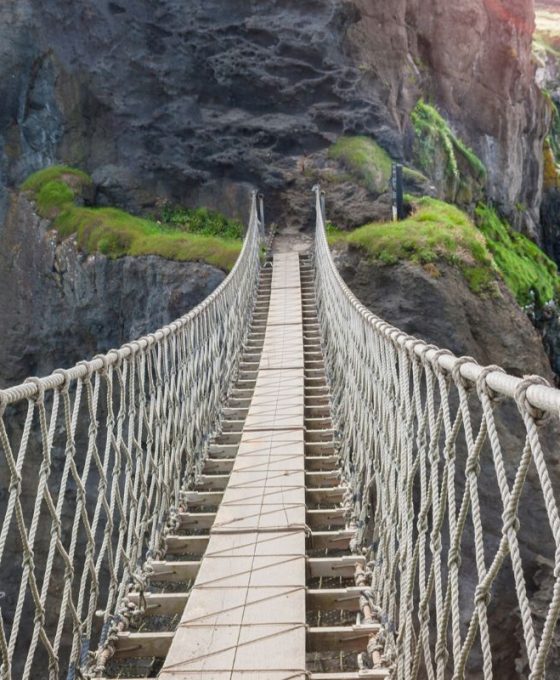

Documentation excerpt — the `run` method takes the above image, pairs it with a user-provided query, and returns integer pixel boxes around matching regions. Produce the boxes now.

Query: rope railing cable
[312,185,560,679]
[0,191,263,679]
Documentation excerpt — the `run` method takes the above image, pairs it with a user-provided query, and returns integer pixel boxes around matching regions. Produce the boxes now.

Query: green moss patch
[327,136,392,194]
[331,196,496,294]
[22,166,242,271]
[411,100,486,204]
[476,203,559,306]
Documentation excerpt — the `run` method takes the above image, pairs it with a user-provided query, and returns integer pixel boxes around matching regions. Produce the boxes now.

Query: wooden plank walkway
[160,253,307,679]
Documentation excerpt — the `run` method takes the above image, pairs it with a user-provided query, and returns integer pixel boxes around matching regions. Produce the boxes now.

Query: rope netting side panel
[0,194,263,680]
[312,187,560,680]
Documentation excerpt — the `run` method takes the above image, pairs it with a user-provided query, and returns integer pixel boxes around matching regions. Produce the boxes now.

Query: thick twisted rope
[0,193,263,679]
[312,186,560,679]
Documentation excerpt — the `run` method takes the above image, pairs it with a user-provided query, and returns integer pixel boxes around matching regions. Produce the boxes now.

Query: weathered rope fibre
[312,186,560,680]
[0,192,263,680]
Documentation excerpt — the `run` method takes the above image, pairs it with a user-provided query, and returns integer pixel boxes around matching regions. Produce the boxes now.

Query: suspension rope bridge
[1,188,560,679]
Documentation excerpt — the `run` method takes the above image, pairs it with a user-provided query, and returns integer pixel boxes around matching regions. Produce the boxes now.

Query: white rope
[312,186,560,679]
[0,193,263,680]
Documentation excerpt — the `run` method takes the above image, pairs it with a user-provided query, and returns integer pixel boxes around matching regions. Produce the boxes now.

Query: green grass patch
[332,196,496,294]
[160,204,244,239]
[21,166,242,271]
[476,203,559,306]
[411,100,486,202]
[327,136,392,194]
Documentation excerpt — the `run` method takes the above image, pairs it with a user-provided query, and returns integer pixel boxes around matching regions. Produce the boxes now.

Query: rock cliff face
[0,0,546,234]
[0,192,225,387]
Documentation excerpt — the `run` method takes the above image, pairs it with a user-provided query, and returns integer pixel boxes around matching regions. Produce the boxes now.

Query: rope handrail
[0,192,263,679]
[312,186,560,678]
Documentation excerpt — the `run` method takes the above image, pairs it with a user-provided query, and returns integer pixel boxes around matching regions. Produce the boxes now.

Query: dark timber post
[392,163,405,221]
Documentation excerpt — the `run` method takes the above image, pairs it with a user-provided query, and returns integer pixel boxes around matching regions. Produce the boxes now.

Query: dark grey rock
[0,192,225,387]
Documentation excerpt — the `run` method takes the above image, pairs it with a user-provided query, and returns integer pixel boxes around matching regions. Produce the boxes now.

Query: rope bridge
[313,187,560,679]
[0,194,263,679]
[0,187,560,678]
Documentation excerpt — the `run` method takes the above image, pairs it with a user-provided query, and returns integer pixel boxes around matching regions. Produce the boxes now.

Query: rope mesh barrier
[0,193,263,680]
[312,186,560,679]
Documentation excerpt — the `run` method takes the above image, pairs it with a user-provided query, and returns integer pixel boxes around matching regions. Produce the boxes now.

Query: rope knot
[501,509,520,535]
[430,348,454,377]
[418,343,439,370]
[24,376,45,404]
[514,375,551,425]
[93,353,110,376]
[451,356,478,391]
[474,584,491,608]
[107,348,123,368]
[447,546,462,570]
[77,359,94,379]
[476,365,505,402]
[53,368,72,394]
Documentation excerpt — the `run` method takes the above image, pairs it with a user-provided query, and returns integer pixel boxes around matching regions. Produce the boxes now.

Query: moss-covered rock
[327,136,392,195]
[329,196,496,295]
[22,166,242,271]
[411,100,486,206]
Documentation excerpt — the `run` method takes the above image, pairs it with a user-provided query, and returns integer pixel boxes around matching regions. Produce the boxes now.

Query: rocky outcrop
[0,192,225,387]
[347,0,547,236]
[0,0,546,235]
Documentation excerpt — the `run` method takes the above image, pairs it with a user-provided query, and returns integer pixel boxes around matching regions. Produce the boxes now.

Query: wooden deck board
[160,253,307,678]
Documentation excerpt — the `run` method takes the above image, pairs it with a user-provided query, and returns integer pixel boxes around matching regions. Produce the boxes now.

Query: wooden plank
[148,560,200,582]
[308,530,354,551]
[181,490,223,507]
[306,487,348,504]
[306,455,339,471]
[306,470,341,488]
[306,587,362,611]
[113,631,173,658]
[307,556,365,579]
[307,624,381,652]
[165,535,209,556]
[307,508,346,530]
[177,512,216,530]
[195,474,230,491]
[203,458,234,474]
[127,592,188,616]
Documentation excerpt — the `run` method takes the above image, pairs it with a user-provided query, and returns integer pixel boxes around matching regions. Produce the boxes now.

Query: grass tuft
[21,166,242,271]
[327,136,392,194]
[411,100,486,203]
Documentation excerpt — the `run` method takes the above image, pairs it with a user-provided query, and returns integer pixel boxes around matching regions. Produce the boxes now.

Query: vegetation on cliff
[22,166,242,271]
[329,197,496,294]
[411,100,486,204]
[330,196,560,305]
[476,204,559,306]
[327,136,392,194]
